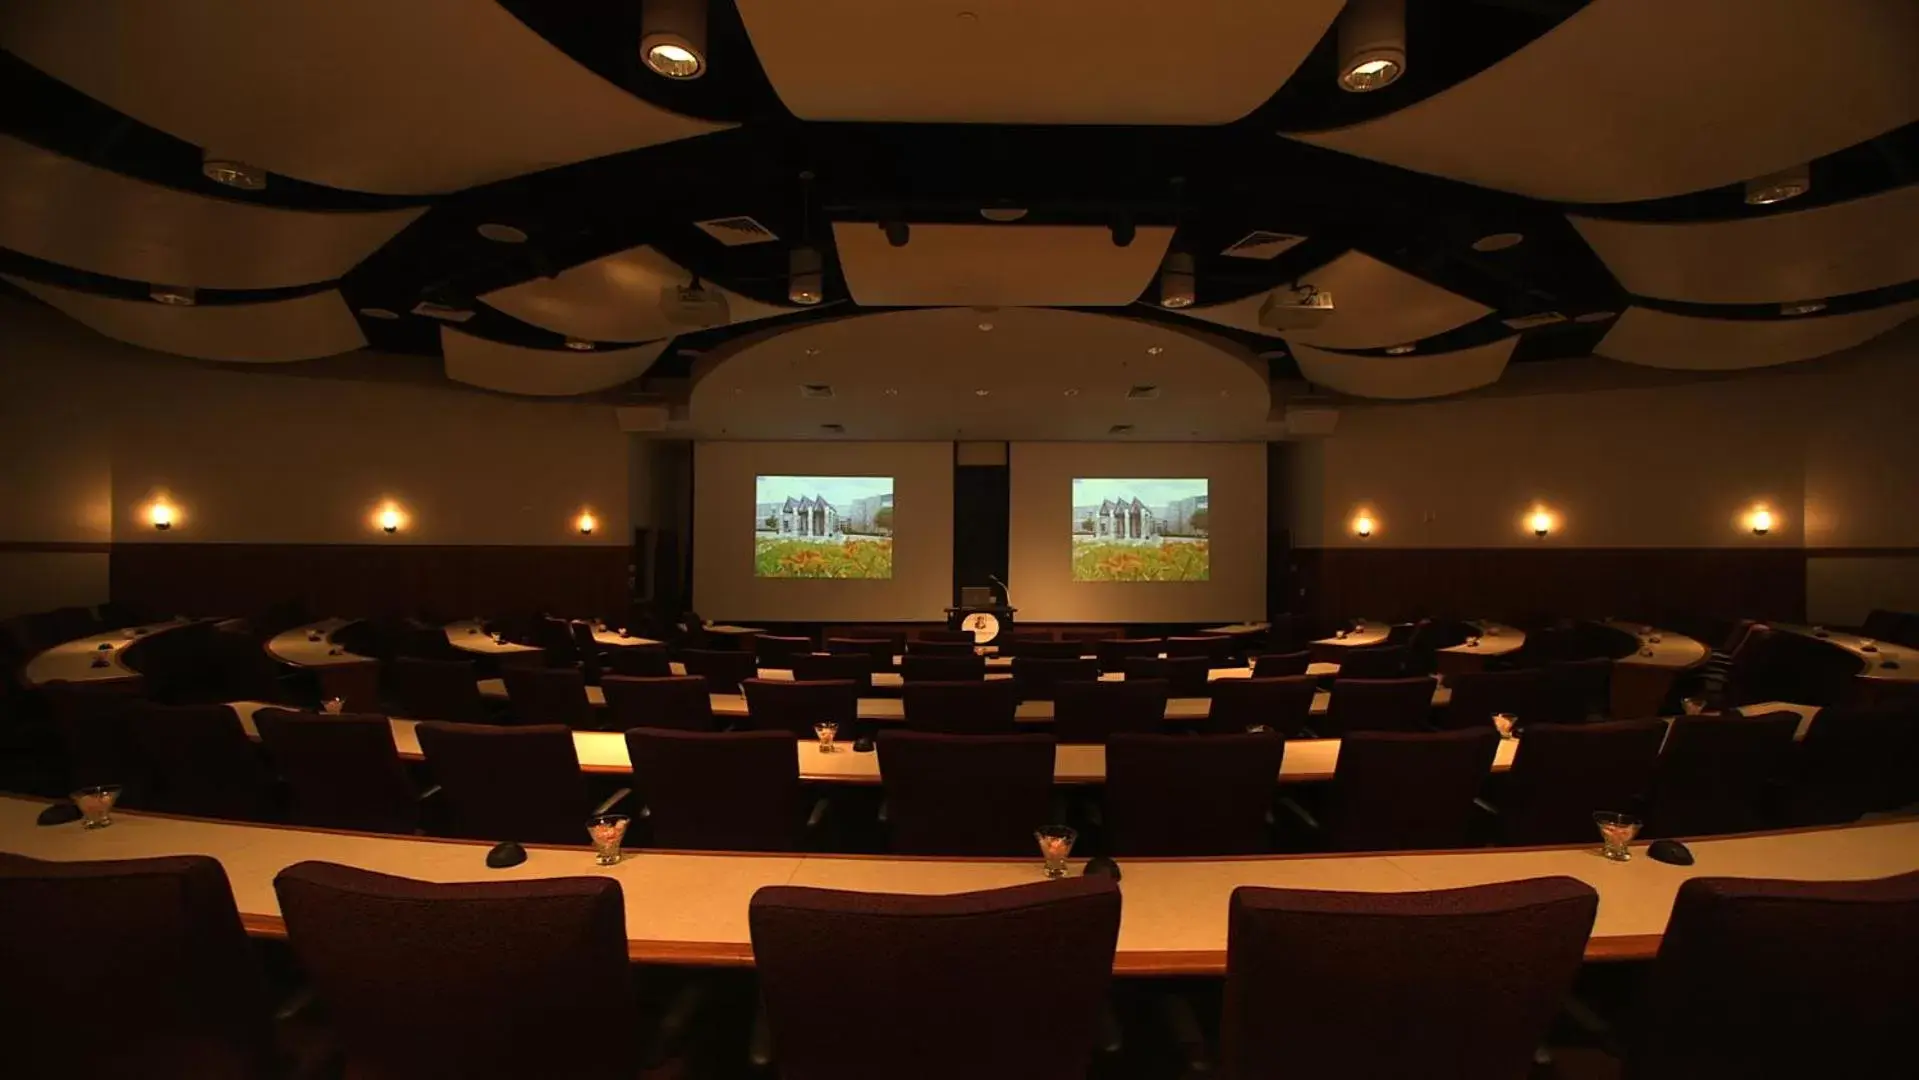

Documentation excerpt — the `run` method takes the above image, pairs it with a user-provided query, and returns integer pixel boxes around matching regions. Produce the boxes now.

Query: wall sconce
[1353,514,1375,540]
[149,502,174,531]
[1529,510,1553,538]
[1750,508,1774,535]
[577,511,597,535]
[378,507,402,534]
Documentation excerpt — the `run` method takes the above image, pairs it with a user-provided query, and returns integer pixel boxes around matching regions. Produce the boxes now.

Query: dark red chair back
[1095,636,1163,673]
[1439,668,1547,731]
[604,643,672,678]
[754,634,815,668]
[601,674,715,732]
[414,722,590,844]
[1628,870,1919,1079]
[900,653,986,681]
[0,854,273,1079]
[625,728,802,851]
[255,708,417,833]
[915,629,976,644]
[1011,656,1098,701]
[680,648,758,693]
[1106,732,1284,855]
[1005,639,1083,660]
[1541,657,1614,723]
[1337,645,1408,679]
[1201,676,1319,736]
[133,704,277,821]
[274,861,638,1080]
[1122,654,1212,696]
[501,666,591,729]
[1221,877,1598,1080]
[878,731,1054,854]
[1499,719,1665,845]
[824,636,894,669]
[789,651,874,691]
[43,677,153,801]
[741,678,859,738]
[901,680,1019,734]
[1165,634,1232,661]
[1251,650,1311,677]
[1783,705,1917,824]
[750,878,1120,1080]
[1327,728,1499,851]
[1052,678,1169,743]
[1643,712,1799,837]
[387,657,486,722]
[1323,676,1437,736]
[314,660,382,714]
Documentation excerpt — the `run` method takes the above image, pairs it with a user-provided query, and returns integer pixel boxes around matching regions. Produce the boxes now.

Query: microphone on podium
[988,573,1009,606]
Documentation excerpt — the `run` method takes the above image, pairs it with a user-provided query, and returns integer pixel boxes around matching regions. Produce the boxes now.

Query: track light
[1159,252,1196,309]
[882,221,911,248]
[641,0,707,80]
[1745,163,1811,206]
[200,153,265,191]
[1110,218,1136,247]
[788,246,823,305]
[149,285,196,306]
[1338,0,1406,92]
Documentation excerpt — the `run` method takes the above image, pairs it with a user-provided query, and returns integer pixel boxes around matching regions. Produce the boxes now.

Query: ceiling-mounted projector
[661,280,731,328]
[1257,286,1335,332]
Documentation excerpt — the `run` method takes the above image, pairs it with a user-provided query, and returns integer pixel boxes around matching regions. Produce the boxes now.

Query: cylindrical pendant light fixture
[1338,0,1406,93]
[641,0,708,80]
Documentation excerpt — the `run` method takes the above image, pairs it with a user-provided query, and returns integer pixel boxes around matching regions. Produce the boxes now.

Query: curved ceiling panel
[690,307,1271,441]
[1292,338,1516,400]
[480,245,791,342]
[0,0,731,195]
[831,223,1173,307]
[1570,184,1919,305]
[1291,0,1919,203]
[7,276,366,363]
[0,135,422,289]
[441,329,666,396]
[1597,302,1919,371]
[735,0,1343,124]
[1171,251,1493,349]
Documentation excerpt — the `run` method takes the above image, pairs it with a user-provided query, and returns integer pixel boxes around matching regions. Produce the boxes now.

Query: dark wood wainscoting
[1292,547,1807,624]
[111,544,628,620]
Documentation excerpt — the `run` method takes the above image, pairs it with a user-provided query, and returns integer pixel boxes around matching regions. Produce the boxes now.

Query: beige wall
[1284,321,1919,623]
[1,297,631,616]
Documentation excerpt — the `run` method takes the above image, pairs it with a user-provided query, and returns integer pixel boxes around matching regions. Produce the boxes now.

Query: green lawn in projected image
[1071,477,1210,582]
[755,474,894,579]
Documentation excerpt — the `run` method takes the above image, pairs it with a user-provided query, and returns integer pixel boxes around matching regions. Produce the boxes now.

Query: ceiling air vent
[1126,385,1160,399]
[1221,231,1307,260]
[1502,311,1567,330]
[1108,424,1135,435]
[800,384,834,398]
[819,423,846,435]
[694,216,779,246]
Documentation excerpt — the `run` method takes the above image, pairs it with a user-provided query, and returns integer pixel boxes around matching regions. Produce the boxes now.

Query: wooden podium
[946,605,1016,645]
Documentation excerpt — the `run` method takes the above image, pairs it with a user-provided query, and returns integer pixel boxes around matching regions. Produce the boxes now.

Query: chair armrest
[593,787,632,816]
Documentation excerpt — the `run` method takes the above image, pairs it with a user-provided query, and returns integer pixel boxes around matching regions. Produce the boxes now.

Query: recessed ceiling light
[1337,0,1406,92]
[640,0,707,79]
[883,388,899,396]
[476,223,527,244]
[788,246,823,305]
[1063,388,1080,397]
[1780,300,1827,316]
[1745,163,1811,206]
[358,307,401,320]
[1257,349,1289,360]
[1385,344,1416,355]
[980,206,1029,223]
[563,338,595,351]
[732,388,744,395]
[1573,310,1617,323]
[1471,232,1524,252]
[803,347,822,357]
[149,285,196,306]
[978,321,994,332]
[1146,345,1164,355]
[1159,252,1195,308]
[974,388,991,397]
[1219,390,1231,398]
[200,156,265,191]
[957,10,978,21]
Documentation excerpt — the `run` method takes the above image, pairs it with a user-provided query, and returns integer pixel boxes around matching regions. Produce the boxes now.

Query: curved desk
[475,679,1452,723]
[7,794,1914,971]
[1434,621,1526,676]
[22,620,195,688]
[594,628,663,649]
[443,619,542,658]
[228,700,1512,785]
[1773,624,1919,684]
[1307,620,1393,663]
[1600,621,1710,720]
[264,619,371,668]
